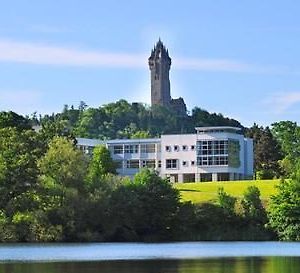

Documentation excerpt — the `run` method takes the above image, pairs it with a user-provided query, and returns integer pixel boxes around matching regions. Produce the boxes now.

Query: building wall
[76,127,254,182]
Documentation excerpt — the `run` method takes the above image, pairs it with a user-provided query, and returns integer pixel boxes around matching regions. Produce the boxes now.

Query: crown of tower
[149,39,171,62]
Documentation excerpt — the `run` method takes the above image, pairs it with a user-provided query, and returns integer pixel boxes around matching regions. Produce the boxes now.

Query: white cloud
[263,92,300,114]
[0,39,146,68]
[0,39,293,73]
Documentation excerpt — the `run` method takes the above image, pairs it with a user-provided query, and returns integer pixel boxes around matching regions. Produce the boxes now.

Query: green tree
[38,136,88,191]
[86,145,116,184]
[0,128,42,208]
[272,121,300,176]
[0,111,31,130]
[241,186,267,224]
[108,169,181,241]
[268,164,300,240]
[247,125,282,178]
[217,187,236,214]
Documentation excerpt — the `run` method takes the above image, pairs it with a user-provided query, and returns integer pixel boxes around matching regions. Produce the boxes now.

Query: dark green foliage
[271,121,300,177]
[268,167,300,241]
[246,124,282,178]
[107,169,181,241]
[217,187,237,214]
[38,99,243,140]
[0,128,43,208]
[241,186,267,224]
[0,111,31,130]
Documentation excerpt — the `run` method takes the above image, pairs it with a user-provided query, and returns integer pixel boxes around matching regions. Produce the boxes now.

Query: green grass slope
[174,180,280,204]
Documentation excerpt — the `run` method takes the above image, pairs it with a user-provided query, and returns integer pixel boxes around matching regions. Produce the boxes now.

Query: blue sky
[1,1,300,126]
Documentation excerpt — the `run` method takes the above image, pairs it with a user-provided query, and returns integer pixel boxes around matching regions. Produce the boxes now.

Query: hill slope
[174,180,280,204]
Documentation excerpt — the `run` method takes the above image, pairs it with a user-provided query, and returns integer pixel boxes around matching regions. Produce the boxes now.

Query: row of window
[166,159,196,169]
[197,156,229,166]
[116,159,198,170]
[116,159,160,169]
[165,145,195,152]
[113,144,157,154]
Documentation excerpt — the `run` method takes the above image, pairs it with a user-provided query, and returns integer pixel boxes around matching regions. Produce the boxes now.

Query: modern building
[76,126,253,182]
[149,39,187,116]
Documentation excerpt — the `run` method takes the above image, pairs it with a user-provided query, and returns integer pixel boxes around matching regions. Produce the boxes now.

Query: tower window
[174,145,179,151]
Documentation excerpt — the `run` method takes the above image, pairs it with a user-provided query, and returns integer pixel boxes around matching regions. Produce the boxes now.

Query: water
[0,242,299,273]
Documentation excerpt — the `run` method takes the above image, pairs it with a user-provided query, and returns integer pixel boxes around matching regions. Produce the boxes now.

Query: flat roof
[107,138,161,144]
[76,137,161,147]
[195,126,242,132]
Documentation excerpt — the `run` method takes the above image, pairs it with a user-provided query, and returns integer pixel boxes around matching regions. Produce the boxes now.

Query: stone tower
[148,39,171,107]
[148,39,187,116]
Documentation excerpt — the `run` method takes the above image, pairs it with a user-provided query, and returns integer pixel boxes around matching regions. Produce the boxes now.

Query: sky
[1,1,300,127]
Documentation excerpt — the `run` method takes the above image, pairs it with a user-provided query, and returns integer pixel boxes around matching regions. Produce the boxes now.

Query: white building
[76,126,253,182]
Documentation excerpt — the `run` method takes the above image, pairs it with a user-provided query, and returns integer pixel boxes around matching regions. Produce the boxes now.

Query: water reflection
[1,258,300,273]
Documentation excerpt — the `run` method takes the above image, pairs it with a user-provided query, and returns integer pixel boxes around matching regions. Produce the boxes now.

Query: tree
[38,137,88,191]
[217,187,236,215]
[108,169,181,241]
[271,121,300,177]
[0,111,31,130]
[247,125,282,178]
[86,145,116,184]
[241,186,267,224]
[268,175,300,241]
[131,130,151,139]
[0,128,42,208]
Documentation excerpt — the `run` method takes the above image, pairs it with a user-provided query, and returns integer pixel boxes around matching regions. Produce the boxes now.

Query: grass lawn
[174,179,280,204]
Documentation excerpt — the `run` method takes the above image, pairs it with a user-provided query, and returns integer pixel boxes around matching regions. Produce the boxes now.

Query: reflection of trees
[1,257,300,273]
[178,258,266,273]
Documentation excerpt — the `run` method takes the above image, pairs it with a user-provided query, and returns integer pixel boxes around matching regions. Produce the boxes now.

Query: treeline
[31,99,243,139]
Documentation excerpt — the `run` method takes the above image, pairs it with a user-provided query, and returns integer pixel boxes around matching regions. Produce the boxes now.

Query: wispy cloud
[263,92,300,114]
[0,39,145,68]
[0,39,293,73]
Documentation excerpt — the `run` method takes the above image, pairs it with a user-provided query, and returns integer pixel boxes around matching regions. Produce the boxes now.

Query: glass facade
[197,140,228,166]
[196,139,240,167]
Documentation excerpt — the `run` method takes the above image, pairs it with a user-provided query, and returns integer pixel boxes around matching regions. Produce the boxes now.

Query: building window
[191,145,195,151]
[191,161,195,166]
[182,161,188,167]
[142,159,156,168]
[182,145,188,151]
[113,145,123,154]
[126,160,139,169]
[141,144,156,153]
[165,145,171,152]
[158,160,162,168]
[174,145,179,151]
[124,144,139,154]
[166,159,178,169]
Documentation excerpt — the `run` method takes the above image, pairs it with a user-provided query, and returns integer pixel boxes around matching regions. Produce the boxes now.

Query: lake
[0,242,300,273]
